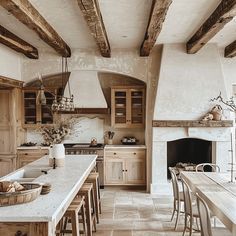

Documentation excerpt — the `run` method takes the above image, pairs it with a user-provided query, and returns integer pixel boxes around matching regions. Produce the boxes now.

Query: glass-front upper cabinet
[23,90,54,127]
[111,86,145,128]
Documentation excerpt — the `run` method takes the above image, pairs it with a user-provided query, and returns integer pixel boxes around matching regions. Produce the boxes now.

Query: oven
[64,143,104,188]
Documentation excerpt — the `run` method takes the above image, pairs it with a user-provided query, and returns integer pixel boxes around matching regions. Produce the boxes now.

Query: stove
[64,143,104,188]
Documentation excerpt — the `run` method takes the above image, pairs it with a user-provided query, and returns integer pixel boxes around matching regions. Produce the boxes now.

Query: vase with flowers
[41,122,70,167]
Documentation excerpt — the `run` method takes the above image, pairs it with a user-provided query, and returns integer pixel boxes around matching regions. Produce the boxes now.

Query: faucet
[53,158,56,169]
[41,170,48,174]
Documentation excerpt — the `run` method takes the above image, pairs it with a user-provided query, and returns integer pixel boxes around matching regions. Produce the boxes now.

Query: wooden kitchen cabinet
[111,86,145,128]
[0,155,16,177]
[104,148,146,185]
[17,148,49,169]
[23,89,54,127]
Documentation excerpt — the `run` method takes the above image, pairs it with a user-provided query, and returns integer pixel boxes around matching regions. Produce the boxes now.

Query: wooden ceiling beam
[76,0,111,57]
[0,0,71,57]
[140,0,172,57]
[225,40,236,58]
[187,0,236,54]
[0,25,38,59]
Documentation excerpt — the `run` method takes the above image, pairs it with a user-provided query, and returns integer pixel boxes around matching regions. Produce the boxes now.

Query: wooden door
[125,157,146,185]
[105,158,125,184]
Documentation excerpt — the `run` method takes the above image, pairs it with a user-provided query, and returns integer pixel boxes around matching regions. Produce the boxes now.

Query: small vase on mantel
[50,143,65,167]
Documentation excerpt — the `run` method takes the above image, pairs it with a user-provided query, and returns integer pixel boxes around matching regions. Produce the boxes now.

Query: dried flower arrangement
[41,122,70,145]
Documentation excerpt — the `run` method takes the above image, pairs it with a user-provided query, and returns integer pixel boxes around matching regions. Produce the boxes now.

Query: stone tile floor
[92,187,191,236]
[64,186,227,236]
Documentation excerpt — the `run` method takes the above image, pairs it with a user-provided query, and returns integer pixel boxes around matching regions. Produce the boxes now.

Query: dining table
[181,171,236,235]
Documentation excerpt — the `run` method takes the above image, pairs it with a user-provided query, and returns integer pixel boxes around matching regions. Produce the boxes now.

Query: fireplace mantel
[152,120,233,127]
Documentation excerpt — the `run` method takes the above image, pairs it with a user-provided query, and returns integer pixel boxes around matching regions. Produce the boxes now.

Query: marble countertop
[0,155,97,225]
[105,145,146,149]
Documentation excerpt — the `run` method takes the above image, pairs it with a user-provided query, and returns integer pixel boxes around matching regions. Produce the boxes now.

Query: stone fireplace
[151,120,234,194]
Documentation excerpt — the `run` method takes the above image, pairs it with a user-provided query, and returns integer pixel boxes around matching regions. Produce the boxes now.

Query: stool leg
[93,180,99,224]
[81,202,87,236]
[90,188,97,232]
[84,192,92,236]
[71,211,80,236]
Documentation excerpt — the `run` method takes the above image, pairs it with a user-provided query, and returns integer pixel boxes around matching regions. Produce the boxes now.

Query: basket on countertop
[0,183,42,207]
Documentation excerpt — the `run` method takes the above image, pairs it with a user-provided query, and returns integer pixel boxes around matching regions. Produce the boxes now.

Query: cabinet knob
[113,152,117,155]
[125,170,128,172]
[25,153,28,155]
[133,152,136,155]
[122,170,124,172]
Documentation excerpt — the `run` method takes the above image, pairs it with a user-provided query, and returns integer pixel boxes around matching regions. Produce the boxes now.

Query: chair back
[196,193,212,236]
[181,178,193,216]
[196,163,220,172]
[168,167,179,200]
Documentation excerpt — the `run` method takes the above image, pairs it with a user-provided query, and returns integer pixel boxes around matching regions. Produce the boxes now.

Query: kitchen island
[0,155,97,236]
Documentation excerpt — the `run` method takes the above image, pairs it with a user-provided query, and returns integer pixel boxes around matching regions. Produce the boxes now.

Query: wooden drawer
[105,149,145,158]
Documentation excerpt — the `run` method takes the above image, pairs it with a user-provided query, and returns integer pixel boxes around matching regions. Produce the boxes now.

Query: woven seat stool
[78,183,96,236]
[85,172,101,223]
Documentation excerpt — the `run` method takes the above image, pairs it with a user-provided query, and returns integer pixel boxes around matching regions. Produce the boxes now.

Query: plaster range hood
[64,70,108,113]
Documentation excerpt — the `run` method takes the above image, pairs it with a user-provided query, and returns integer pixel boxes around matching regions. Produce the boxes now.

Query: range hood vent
[64,70,108,112]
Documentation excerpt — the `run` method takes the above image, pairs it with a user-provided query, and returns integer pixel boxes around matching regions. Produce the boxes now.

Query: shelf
[152,120,234,127]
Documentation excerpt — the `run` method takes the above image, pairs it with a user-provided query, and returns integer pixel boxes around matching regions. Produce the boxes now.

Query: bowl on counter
[121,137,138,145]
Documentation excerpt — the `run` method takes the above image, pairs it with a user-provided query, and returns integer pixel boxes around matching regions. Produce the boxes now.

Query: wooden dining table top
[181,171,236,234]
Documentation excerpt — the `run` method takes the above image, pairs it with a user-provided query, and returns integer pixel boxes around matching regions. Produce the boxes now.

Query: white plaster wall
[0,44,22,80]
[21,49,148,83]
[220,49,236,97]
[153,44,227,120]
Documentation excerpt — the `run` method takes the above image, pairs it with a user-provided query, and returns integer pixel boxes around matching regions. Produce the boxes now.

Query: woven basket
[0,183,42,207]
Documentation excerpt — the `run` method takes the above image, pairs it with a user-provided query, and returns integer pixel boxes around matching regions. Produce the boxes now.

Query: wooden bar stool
[78,183,96,236]
[59,196,86,236]
[86,172,101,223]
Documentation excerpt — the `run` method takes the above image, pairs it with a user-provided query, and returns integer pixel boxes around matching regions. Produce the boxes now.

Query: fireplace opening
[167,138,212,179]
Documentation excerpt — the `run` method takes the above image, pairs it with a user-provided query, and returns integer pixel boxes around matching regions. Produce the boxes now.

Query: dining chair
[169,167,184,230]
[195,163,220,172]
[196,192,232,236]
[181,178,200,236]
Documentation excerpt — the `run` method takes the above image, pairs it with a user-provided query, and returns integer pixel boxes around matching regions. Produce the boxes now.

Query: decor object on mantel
[201,105,223,121]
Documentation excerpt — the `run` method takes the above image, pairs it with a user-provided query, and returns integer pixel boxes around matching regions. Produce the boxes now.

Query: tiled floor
[93,187,190,236]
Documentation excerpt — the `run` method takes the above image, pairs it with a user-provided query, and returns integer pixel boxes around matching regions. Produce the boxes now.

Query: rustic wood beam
[152,120,233,127]
[0,25,38,59]
[225,40,236,58]
[187,0,236,54]
[0,75,24,88]
[0,0,71,57]
[140,0,172,57]
[76,0,111,57]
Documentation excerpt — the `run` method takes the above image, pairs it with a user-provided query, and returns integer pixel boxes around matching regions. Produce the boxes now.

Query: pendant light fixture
[51,57,74,112]
[36,73,47,105]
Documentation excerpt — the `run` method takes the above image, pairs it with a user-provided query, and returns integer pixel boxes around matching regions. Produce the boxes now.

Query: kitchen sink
[7,167,52,182]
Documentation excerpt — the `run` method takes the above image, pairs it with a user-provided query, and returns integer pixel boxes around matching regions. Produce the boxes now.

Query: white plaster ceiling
[0,0,235,53]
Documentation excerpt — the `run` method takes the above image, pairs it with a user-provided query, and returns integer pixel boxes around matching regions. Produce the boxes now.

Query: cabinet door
[23,91,38,126]
[105,158,125,184]
[125,157,146,185]
[111,89,128,128]
[130,89,145,127]
[0,156,16,177]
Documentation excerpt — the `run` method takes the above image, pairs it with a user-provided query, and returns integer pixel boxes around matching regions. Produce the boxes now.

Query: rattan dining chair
[195,163,220,172]
[169,167,184,230]
[181,178,200,236]
[196,193,232,236]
